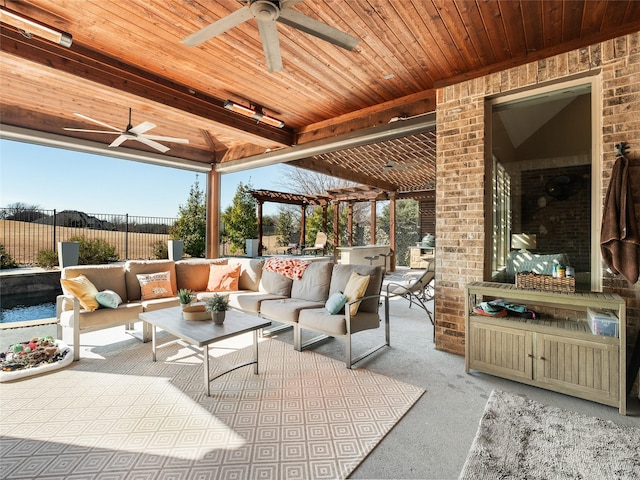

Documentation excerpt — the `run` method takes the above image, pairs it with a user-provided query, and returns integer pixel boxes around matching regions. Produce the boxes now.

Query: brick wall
[435,33,640,361]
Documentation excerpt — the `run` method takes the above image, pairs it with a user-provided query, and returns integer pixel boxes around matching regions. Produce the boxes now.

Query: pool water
[0,303,57,323]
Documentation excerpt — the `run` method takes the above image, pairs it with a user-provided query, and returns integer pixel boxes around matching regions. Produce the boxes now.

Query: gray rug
[459,389,640,479]
[0,336,424,480]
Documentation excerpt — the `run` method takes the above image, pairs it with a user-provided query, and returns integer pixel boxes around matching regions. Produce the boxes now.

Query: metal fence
[0,207,178,266]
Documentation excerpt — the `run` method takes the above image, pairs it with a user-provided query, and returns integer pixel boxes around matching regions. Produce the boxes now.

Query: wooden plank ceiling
[1,0,639,193]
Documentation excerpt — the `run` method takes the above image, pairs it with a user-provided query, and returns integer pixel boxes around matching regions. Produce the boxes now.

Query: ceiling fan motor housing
[250,0,281,21]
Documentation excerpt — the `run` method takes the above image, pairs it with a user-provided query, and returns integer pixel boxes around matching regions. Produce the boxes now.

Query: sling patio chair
[385,259,435,332]
[301,231,327,256]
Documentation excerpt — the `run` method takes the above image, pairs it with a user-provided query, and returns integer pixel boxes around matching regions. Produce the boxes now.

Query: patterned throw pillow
[206,264,241,292]
[343,272,370,316]
[60,274,100,311]
[137,271,173,300]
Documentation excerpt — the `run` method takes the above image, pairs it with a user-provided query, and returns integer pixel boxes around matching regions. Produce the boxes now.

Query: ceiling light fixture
[0,6,72,47]
[223,100,284,128]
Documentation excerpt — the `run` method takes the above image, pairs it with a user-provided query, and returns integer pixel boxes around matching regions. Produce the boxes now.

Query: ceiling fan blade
[134,136,170,153]
[181,6,253,47]
[73,113,122,132]
[277,8,359,51]
[143,135,189,144]
[128,121,156,135]
[257,18,283,73]
[109,135,129,148]
[63,128,120,134]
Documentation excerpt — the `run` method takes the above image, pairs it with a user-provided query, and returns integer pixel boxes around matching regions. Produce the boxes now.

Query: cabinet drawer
[468,320,533,380]
[536,334,619,403]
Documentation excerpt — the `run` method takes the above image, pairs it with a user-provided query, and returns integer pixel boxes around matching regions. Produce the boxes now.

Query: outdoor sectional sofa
[57,257,388,367]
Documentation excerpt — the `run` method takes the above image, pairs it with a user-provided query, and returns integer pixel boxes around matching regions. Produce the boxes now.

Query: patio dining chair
[386,259,435,331]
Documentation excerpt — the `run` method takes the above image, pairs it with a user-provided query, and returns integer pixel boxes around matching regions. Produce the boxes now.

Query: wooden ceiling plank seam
[431,0,484,71]
[542,0,564,50]
[562,0,587,43]
[581,0,609,34]
[623,0,640,23]
[451,0,498,66]
[494,0,528,59]
[475,0,514,64]
[600,0,630,30]
[520,0,544,54]
[410,0,470,76]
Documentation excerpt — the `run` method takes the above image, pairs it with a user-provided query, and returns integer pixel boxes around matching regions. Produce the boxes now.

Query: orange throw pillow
[206,264,241,292]
[137,271,173,300]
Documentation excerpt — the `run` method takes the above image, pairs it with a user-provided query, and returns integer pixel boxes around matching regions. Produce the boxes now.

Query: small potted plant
[205,294,229,325]
[178,289,194,309]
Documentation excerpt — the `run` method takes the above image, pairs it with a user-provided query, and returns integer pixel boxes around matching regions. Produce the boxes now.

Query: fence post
[125,213,129,260]
[53,209,57,251]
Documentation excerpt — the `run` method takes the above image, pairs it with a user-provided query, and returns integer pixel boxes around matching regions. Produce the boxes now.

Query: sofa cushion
[175,259,227,292]
[125,260,177,302]
[259,298,325,323]
[343,272,370,316]
[298,308,380,336]
[329,265,382,314]
[227,291,287,314]
[259,270,293,296]
[60,274,100,311]
[228,258,264,291]
[206,264,241,292]
[61,264,128,306]
[59,302,143,330]
[95,290,123,309]
[141,297,180,312]
[290,261,332,302]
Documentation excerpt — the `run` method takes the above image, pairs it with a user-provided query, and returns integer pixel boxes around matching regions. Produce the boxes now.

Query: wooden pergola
[251,185,433,272]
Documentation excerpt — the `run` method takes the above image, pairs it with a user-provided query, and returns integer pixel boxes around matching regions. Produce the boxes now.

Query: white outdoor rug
[0,336,424,480]
[459,389,640,480]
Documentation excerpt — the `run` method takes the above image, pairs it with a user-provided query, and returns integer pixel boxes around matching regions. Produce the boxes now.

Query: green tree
[276,208,296,246]
[170,176,207,257]
[221,182,258,255]
[377,199,419,266]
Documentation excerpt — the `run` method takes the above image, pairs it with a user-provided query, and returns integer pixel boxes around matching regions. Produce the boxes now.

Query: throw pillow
[137,271,173,300]
[95,290,123,309]
[206,264,241,292]
[343,272,371,316]
[325,292,347,315]
[60,274,100,311]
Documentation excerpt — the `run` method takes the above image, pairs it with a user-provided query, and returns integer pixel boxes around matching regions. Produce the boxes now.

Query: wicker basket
[516,272,575,293]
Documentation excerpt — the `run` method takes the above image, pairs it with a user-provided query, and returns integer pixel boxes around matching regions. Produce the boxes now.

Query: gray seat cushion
[298,308,380,336]
[227,291,286,313]
[290,261,333,302]
[259,298,325,323]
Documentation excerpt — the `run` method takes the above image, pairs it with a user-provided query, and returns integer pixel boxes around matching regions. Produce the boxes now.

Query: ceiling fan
[382,159,420,173]
[181,0,359,73]
[64,108,189,153]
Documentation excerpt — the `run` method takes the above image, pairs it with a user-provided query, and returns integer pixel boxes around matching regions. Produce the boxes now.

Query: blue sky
[0,139,285,217]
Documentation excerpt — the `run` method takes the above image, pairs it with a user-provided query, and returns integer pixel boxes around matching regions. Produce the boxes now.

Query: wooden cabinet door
[535,334,619,404]
[468,320,533,381]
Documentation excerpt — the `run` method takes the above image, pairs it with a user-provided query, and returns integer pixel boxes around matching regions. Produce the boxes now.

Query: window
[486,79,601,291]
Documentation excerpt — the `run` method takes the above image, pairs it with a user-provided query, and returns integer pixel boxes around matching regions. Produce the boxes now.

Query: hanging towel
[600,156,640,284]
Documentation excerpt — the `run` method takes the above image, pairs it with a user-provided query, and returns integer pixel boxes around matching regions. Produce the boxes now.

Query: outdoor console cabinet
[465,282,627,415]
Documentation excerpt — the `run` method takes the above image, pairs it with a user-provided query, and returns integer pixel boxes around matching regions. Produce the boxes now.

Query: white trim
[0,124,212,173]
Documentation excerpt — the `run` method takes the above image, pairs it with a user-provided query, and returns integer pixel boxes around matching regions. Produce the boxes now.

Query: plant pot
[168,240,184,261]
[57,241,80,268]
[180,302,192,311]
[211,311,226,325]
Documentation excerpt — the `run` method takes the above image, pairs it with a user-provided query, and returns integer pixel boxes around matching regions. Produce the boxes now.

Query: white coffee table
[140,307,271,395]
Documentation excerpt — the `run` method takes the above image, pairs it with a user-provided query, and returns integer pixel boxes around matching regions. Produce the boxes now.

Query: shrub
[70,235,118,264]
[151,240,168,259]
[0,244,18,269]
[37,249,59,269]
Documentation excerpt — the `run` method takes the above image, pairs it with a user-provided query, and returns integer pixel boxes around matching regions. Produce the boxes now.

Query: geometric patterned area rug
[0,336,424,480]
[459,389,640,480]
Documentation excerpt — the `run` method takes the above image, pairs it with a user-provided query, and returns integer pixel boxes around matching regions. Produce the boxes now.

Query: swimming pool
[1,302,57,323]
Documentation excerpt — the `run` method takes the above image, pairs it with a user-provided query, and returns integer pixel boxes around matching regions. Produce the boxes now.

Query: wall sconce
[0,6,72,47]
[511,233,537,252]
[223,100,284,128]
